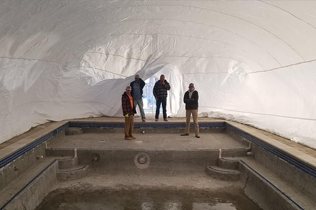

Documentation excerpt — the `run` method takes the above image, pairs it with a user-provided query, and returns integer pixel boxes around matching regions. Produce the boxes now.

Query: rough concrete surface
[48,132,247,150]
[36,173,262,210]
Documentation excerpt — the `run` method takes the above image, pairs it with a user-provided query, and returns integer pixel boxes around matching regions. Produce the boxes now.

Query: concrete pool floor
[38,185,262,210]
[48,132,247,150]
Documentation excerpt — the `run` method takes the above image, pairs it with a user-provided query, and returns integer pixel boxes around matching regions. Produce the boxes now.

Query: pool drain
[134,153,150,169]
[138,155,147,164]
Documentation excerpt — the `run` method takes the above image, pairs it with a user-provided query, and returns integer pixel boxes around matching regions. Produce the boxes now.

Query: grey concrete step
[46,148,75,157]
[205,165,240,181]
[57,156,78,169]
[45,132,248,151]
[218,157,240,170]
[0,157,57,209]
[221,148,250,157]
[57,165,89,181]
[46,148,220,176]
[238,157,316,210]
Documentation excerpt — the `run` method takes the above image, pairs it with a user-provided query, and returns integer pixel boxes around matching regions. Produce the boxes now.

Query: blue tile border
[68,122,226,128]
[69,122,124,128]
[0,123,68,170]
[226,124,316,179]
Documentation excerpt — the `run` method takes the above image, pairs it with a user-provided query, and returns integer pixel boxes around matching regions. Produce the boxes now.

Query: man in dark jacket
[181,83,200,138]
[122,86,136,140]
[153,74,171,121]
[130,74,146,122]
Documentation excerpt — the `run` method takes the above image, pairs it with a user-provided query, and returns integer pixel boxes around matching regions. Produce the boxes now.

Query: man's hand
[125,114,129,118]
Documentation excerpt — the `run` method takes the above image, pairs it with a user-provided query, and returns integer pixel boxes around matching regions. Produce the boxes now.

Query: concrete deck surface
[49,132,247,150]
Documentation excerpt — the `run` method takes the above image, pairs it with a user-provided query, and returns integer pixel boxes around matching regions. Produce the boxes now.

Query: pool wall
[239,162,301,210]
[0,129,66,192]
[1,161,58,210]
[226,123,316,203]
[77,149,219,175]
[251,143,316,202]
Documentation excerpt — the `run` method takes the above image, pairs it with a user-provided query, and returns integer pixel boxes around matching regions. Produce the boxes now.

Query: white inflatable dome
[1,0,316,149]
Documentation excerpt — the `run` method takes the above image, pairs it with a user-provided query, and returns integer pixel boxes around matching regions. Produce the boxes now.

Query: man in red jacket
[122,86,136,140]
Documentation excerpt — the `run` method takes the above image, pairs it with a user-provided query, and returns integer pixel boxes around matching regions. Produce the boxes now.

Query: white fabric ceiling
[0,0,316,148]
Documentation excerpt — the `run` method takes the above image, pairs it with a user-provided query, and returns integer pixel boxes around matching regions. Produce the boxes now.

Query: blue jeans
[133,99,146,119]
[155,97,167,119]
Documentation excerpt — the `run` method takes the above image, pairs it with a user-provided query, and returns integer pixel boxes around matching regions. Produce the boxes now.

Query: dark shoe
[130,136,136,139]
[142,119,146,122]
[125,137,133,140]
[195,135,200,138]
[164,118,168,121]
[181,133,189,136]
[155,119,158,121]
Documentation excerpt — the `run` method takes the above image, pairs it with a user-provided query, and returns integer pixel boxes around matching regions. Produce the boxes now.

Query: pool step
[221,148,250,157]
[205,165,240,181]
[57,156,78,169]
[238,157,316,210]
[0,158,57,210]
[57,165,89,181]
[55,156,89,181]
[218,157,240,170]
[206,156,242,181]
[46,148,75,157]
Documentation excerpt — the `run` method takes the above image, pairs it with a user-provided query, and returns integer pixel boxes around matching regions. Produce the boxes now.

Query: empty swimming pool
[1,119,316,210]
